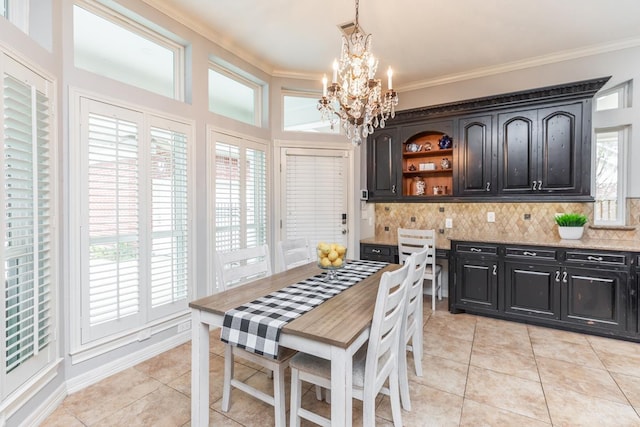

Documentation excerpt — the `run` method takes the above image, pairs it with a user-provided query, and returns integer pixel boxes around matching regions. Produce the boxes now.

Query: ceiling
[143,0,640,90]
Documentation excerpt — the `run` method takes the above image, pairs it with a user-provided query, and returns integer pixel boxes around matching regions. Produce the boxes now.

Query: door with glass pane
[280,148,350,251]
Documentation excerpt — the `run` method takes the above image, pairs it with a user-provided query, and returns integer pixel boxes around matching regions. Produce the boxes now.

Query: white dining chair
[277,237,312,271]
[397,227,443,311]
[398,246,428,411]
[215,244,293,427]
[289,256,413,427]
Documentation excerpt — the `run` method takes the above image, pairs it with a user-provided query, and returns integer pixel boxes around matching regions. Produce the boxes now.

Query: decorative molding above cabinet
[365,76,610,202]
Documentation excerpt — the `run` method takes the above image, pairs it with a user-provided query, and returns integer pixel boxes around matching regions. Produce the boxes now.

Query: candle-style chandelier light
[318,0,398,146]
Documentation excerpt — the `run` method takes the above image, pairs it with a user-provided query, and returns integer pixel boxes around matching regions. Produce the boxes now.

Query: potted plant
[554,213,588,239]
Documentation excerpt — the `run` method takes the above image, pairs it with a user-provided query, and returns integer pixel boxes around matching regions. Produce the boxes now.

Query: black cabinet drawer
[565,251,628,266]
[362,245,392,257]
[360,243,398,263]
[455,243,498,256]
[505,247,557,260]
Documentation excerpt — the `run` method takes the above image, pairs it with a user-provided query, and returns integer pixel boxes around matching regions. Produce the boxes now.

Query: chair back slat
[397,228,437,281]
[277,238,312,271]
[216,244,272,290]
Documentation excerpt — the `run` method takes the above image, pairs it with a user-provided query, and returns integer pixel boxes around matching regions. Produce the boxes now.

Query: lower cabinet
[451,241,638,341]
[562,266,627,332]
[360,243,399,264]
[504,261,560,320]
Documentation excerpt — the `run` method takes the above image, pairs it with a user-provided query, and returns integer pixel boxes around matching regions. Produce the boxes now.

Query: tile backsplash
[374,199,640,248]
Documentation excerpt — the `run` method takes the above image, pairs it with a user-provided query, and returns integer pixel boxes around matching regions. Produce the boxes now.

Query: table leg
[330,345,353,427]
[191,309,210,426]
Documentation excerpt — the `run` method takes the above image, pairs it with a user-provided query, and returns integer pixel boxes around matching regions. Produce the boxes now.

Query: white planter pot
[558,226,584,240]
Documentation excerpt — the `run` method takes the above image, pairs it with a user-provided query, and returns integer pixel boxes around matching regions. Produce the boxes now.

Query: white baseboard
[19,382,67,427]
[66,331,190,394]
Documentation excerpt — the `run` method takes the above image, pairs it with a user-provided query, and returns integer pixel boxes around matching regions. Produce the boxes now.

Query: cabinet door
[455,257,498,312]
[498,110,538,194]
[504,261,560,320]
[538,104,583,193]
[561,267,628,332]
[458,115,495,195]
[366,127,401,199]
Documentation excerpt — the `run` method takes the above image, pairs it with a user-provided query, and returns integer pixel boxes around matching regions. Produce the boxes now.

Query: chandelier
[318,0,398,146]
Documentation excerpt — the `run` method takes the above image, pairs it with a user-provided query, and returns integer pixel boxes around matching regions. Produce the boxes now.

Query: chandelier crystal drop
[318,0,398,146]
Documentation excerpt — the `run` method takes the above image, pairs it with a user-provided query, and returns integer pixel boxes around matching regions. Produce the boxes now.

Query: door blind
[214,142,241,252]
[3,70,52,377]
[284,152,347,246]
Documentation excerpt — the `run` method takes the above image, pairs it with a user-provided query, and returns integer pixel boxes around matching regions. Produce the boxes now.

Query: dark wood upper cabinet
[365,77,609,202]
[457,115,495,195]
[366,127,401,200]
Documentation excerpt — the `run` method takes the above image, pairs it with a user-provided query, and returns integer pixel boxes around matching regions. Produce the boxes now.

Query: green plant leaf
[554,213,588,227]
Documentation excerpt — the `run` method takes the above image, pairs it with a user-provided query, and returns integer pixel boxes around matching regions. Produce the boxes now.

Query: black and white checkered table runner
[220,259,389,359]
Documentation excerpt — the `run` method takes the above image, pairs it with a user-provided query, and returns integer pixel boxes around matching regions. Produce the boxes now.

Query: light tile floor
[42,297,640,426]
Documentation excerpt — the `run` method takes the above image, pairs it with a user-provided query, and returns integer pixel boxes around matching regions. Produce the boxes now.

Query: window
[595,82,631,111]
[593,80,632,225]
[208,65,261,126]
[1,55,56,399]
[209,131,268,289]
[1,0,29,33]
[594,128,628,224]
[74,96,192,346]
[73,2,184,99]
[283,93,339,133]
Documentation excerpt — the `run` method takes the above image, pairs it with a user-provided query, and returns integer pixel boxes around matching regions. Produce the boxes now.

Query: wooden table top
[189,261,399,348]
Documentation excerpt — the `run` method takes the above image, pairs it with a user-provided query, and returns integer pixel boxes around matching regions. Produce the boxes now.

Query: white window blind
[282,149,348,247]
[2,55,55,397]
[78,97,192,344]
[213,134,268,254]
[149,125,189,315]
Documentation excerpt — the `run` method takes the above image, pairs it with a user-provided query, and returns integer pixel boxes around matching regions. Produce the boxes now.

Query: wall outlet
[487,212,495,222]
[445,218,453,228]
[137,329,151,341]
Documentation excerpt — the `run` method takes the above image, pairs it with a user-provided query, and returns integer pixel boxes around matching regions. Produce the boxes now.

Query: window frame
[73,0,185,101]
[208,62,262,127]
[68,88,195,359]
[595,82,632,112]
[592,126,629,226]
[2,0,29,33]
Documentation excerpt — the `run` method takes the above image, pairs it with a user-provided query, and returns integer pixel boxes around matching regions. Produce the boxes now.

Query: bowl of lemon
[316,242,347,280]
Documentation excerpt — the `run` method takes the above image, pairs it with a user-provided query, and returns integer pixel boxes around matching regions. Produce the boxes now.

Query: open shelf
[403,133,453,197]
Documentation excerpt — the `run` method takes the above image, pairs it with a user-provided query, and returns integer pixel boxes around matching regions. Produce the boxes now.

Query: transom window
[283,92,339,134]
[208,64,262,126]
[73,2,184,100]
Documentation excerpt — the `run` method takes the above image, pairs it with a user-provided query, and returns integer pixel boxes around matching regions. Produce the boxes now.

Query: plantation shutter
[82,100,143,342]
[149,120,189,318]
[282,148,348,247]
[2,56,55,396]
[213,134,268,253]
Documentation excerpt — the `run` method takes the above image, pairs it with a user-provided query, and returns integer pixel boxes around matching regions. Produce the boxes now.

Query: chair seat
[425,264,442,277]
[290,345,383,389]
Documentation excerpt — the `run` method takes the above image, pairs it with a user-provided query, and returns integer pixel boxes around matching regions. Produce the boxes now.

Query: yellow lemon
[332,258,343,267]
[336,245,346,256]
[320,257,332,267]
[328,250,339,261]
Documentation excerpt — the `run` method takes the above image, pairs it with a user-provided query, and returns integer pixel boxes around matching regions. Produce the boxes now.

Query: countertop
[361,232,640,252]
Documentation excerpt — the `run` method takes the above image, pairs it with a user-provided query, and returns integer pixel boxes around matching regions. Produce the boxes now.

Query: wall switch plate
[487,212,495,222]
[177,321,191,333]
[445,218,453,228]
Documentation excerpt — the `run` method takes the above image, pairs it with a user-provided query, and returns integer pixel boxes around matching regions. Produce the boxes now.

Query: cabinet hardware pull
[372,249,381,254]
[492,265,497,276]
[470,248,481,252]
[555,271,560,282]
[391,184,396,194]
[587,256,603,262]
[532,181,537,190]
[562,271,568,283]
[523,251,537,257]
[538,180,543,190]
[486,182,491,191]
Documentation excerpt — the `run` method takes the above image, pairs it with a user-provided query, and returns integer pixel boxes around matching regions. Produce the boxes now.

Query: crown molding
[397,37,640,93]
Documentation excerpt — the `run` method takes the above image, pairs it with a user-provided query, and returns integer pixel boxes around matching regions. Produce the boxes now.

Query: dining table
[189,260,399,427]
